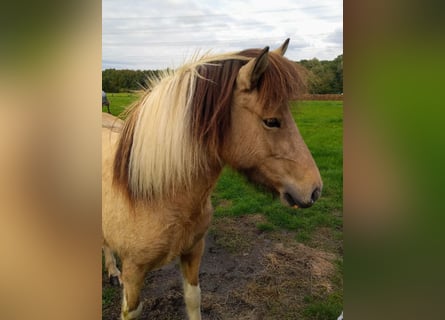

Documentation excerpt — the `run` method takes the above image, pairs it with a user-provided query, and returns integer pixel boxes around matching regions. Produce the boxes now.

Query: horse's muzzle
[281,185,321,209]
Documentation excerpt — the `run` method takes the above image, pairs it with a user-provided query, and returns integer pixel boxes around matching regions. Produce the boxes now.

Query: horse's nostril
[311,187,321,204]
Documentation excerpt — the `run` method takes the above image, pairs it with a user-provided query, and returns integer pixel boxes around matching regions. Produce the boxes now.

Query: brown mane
[190,59,247,159]
[112,103,141,200]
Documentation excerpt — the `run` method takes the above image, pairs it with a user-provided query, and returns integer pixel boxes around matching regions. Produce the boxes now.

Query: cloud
[325,28,343,45]
[102,0,343,69]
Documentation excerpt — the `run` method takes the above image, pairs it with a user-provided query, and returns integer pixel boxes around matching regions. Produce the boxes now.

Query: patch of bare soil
[102,215,340,319]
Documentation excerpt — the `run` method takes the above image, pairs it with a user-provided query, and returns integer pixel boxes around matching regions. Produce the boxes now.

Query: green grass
[102,286,118,308]
[102,92,140,116]
[303,292,343,319]
[303,258,343,319]
[256,222,276,232]
[102,255,119,308]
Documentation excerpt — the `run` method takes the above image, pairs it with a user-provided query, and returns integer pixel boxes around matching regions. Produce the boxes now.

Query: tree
[298,55,343,94]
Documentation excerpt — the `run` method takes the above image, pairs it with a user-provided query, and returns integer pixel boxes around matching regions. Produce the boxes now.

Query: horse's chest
[141,209,211,268]
[175,210,211,254]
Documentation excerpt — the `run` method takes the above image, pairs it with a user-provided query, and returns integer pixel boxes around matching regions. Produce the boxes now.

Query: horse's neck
[178,163,223,212]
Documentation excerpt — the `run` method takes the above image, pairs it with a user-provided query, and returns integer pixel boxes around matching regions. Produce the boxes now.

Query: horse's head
[222,40,323,209]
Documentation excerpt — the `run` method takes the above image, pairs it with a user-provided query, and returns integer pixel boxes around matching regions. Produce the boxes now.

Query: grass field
[102,92,141,116]
[102,94,343,319]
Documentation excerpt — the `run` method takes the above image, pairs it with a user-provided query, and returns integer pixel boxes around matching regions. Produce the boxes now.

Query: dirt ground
[102,215,342,319]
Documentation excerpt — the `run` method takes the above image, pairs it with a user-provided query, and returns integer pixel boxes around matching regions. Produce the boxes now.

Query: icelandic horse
[102,39,322,319]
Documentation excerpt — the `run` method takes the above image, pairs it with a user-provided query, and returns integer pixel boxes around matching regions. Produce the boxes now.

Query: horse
[102,39,323,320]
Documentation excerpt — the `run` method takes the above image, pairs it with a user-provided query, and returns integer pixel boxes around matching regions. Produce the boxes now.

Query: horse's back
[102,112,122,176]
[102,120,120,175]
[102,112,124,133]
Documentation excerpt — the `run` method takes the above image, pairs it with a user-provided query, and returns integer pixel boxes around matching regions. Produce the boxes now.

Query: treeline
[102,69,167,93]
[102,54,342,94]
[299,54,343,94]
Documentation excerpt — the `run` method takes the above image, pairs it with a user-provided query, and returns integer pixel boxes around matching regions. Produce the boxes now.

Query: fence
[301,94,343,101]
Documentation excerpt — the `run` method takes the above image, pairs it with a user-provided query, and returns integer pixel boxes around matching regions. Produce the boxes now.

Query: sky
[102,0,342,70]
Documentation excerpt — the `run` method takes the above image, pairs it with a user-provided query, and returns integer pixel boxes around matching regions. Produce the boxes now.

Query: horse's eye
[263,118,281,128]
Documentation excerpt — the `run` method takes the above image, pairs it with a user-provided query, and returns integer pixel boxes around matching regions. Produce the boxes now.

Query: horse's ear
[237,46,269,90]
[272,38,290,56]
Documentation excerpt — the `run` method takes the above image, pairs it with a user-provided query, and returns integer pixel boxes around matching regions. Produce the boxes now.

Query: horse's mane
[113,50,305,203]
